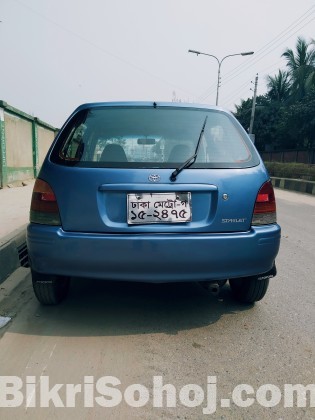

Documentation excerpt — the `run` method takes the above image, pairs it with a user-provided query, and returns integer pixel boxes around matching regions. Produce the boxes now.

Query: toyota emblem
[148,174,161,182]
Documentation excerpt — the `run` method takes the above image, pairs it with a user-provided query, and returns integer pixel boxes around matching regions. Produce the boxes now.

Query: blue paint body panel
[27,224,280,282]
[27,102,281,283]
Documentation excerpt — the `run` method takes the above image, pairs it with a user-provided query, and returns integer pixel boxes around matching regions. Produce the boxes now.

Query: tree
[306,39,315,90]
[266,70,291,103]
[282,36,315,101]
[234,95,286,151]
[234,36,315,151]
[278,87,315,149]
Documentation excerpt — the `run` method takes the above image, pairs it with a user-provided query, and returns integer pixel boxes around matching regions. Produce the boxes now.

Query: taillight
[252,180,277,225]
[30,179,61,225]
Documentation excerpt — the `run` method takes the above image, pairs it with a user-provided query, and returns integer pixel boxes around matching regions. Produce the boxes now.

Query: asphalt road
[0,189,314,419]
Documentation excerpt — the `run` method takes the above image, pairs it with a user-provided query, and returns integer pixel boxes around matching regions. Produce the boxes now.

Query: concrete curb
[0,267,30,307]
[271,177,315,195]
[0,225,28,285]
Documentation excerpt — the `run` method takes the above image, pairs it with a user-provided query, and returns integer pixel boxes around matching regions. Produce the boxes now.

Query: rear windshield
[51,106,259,168]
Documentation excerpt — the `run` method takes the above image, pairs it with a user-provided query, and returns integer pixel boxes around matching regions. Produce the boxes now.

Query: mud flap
[257,263,277,281]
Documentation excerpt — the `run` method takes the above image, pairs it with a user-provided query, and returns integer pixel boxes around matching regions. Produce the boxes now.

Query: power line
[230,17,314,100]
[220,60,285,107]
[200,14,315,103]
[225,6,315,81]
[12,0,195,97]
[199,13,314,104]
[223,15,315,85]
[220,79,253,105]
[196,5,315,102]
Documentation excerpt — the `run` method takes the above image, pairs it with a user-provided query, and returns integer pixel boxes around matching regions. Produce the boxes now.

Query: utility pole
[249,73,258,138]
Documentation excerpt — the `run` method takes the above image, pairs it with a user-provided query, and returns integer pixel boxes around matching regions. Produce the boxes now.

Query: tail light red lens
[30,179,61,225]
[252,181,277,225]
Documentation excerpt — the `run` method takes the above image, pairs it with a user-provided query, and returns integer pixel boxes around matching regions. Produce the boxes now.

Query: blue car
[27,102,281,305]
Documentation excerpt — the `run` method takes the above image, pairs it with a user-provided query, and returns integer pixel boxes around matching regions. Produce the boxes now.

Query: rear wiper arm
[170,116,208,182]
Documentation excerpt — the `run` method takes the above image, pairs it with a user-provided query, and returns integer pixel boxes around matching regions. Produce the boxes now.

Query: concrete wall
[38,125,55,167]
[0,100,58,188]
[5,112,33,183]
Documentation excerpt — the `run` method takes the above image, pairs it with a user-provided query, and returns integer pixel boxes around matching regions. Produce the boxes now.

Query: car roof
[72,101,230,114]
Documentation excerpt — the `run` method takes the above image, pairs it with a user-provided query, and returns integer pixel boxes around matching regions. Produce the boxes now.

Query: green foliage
[234,37,315,151]
[282,37,315,101]
[234,94,287,150]
[264,162,315,181]
[277,89,315,148]
[266,70,291,103]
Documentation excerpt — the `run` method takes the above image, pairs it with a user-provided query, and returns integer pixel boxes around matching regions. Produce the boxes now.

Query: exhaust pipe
[209,282,220,296]
[201,282,220,296]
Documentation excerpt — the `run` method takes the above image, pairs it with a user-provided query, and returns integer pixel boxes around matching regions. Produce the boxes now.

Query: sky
[0,0,314,128]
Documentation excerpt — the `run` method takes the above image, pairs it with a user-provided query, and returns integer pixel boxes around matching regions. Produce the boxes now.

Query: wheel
[31,270,70,305]
[229,276,269,303]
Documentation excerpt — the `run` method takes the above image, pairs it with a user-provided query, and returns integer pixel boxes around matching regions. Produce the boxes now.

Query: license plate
[127,192,192,224]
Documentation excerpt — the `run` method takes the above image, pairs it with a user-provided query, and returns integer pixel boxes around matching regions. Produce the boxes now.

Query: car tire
[31,270,70,305]
[229,276,269,303]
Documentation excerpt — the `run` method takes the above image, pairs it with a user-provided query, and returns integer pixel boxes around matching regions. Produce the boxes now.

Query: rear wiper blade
[170,116,208,182]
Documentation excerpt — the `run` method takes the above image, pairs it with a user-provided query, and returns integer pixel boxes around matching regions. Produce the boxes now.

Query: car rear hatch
[44,103,266,234]
[41,166,268,234]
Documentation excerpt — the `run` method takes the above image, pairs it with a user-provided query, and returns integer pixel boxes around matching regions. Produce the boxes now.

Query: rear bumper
[27,224,281,283]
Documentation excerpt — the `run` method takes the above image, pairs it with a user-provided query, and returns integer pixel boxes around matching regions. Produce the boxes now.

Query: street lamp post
[188,49,254,105]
